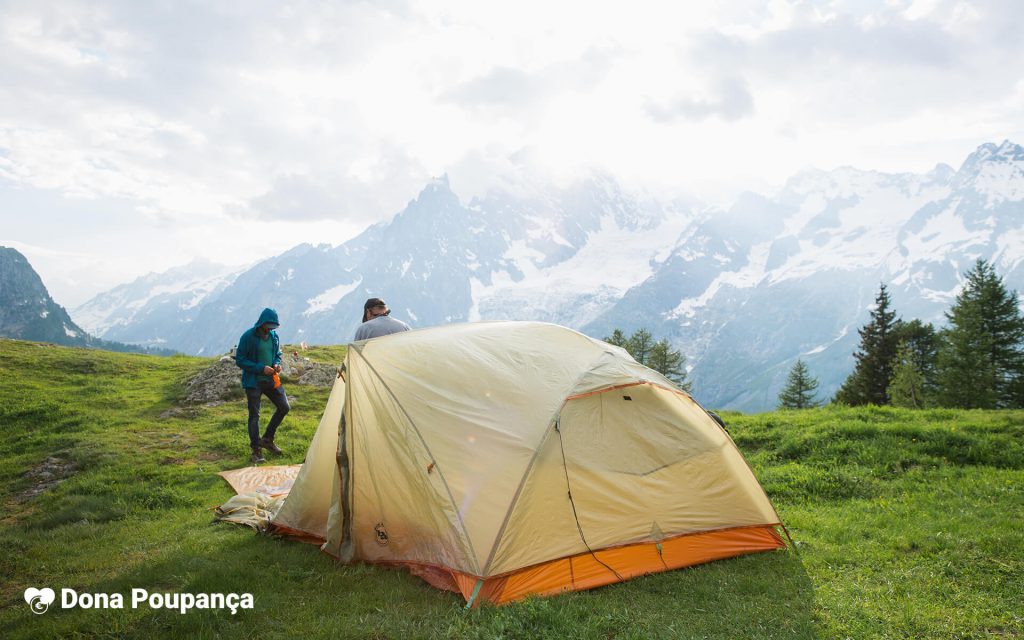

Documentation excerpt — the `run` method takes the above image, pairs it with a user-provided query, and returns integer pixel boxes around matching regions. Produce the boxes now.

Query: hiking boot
[259,437,282,456]
[250,448,266,464]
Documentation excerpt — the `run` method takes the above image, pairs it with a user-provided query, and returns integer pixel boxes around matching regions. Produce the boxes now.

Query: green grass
[0,338,1021,639]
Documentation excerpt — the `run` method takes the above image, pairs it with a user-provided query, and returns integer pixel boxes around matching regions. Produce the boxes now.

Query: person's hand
[274,364,282,373]
[263,365,275,375]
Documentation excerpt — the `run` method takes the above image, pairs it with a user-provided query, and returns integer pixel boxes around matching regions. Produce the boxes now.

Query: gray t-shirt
[354,315,412,341]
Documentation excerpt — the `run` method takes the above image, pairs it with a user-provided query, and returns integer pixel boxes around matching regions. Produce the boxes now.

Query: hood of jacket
[254,307,280,329]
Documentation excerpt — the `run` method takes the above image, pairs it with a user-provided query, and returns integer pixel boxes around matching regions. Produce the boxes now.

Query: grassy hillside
[0,338,1021,639]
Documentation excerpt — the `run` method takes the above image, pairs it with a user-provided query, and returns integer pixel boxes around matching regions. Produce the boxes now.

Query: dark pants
[245,384,290,449]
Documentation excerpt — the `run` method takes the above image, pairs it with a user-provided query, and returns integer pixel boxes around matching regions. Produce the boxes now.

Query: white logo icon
[24,587,56,614]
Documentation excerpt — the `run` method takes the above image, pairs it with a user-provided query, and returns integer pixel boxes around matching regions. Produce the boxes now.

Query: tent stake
[780,524,799,556]
[465,579,484,610]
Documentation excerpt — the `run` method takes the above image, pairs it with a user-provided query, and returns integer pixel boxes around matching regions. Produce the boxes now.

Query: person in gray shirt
[354,297,412,341]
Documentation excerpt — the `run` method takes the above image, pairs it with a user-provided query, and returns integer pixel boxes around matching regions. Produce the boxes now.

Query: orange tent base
[450,524,786,606]
[282,524,786,606]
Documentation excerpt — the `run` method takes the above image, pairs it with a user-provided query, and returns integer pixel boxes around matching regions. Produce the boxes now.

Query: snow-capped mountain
[72,141,1024,411]
[96,174,691,355]
[72,259,243,349]
[584,140,1024,410]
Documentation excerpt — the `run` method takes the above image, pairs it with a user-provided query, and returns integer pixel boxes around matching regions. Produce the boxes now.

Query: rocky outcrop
[182,351,340,405]
[0,247,91,346]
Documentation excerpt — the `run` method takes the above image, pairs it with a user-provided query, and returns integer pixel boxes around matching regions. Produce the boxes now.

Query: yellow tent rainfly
[249,321,787,606]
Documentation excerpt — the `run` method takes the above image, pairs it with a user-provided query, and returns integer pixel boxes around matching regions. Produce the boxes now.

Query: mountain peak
[926,163,955,183]
[0,247,91,346]
[406,174,460,213]
[0,246,45,292]
[994,139,1024,160]
[953,140,1024,202]
[959,139,1024,171]
[428,173,451,191]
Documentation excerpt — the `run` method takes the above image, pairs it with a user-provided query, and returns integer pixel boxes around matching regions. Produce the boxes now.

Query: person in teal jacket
[235,308,289,463]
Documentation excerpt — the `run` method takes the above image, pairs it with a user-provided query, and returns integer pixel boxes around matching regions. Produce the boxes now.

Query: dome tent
[268,321,786,606]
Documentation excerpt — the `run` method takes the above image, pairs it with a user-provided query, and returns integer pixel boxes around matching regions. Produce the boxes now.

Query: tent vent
[623,395,632,401]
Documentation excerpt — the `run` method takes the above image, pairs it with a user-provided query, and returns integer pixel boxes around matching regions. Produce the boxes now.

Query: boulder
[182,352,339,405]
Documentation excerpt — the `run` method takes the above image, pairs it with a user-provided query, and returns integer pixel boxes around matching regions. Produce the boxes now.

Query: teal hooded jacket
[235,308,283,389]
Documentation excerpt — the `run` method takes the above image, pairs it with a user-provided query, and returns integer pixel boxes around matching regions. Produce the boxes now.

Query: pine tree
[604,329,628,349]
[889,341,927,408]
[603,329,693,392]
[834,284,902,405]
[936,260,1024,408]
[892,319,939,399]
[778,359,820,409]
[627,328,655,366]
[936,298,997,408]
[648,339,693,392]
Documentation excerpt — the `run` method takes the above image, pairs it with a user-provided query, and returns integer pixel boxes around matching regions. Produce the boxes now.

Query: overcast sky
[2,0,1023,307]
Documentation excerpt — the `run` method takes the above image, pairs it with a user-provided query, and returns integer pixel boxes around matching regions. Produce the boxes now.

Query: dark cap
[364,297,387,311]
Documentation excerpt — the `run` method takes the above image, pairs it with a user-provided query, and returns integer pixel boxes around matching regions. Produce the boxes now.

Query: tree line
[778,259,1024,410]
[603,328,693,392]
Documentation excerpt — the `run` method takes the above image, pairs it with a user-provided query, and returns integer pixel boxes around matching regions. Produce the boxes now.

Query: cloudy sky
[2,0,1023,307]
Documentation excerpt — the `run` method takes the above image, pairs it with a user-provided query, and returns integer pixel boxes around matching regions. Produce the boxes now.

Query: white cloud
[1,0,1023,300]
[443,45,619,114]
[645,76,755,123]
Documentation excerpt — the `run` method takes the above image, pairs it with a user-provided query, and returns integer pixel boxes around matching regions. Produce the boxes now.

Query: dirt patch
[19,455,76,501]
[158,406,199,419]
[131,430,196,454]
[195,451,229,463]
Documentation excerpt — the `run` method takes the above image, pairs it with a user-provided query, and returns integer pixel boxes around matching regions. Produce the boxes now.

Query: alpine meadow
[0,339,1021,638]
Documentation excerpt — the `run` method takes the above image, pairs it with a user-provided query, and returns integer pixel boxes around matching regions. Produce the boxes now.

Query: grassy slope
[0,338,1020,639]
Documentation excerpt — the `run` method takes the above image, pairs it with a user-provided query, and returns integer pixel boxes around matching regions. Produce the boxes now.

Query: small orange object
[272,372,282,389]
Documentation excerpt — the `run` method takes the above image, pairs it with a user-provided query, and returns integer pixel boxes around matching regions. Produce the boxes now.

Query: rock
[279,352,340,385]
[298,365,339,387]
[18,454,76,501]
[181,351,339,405]
[182,359,241,405]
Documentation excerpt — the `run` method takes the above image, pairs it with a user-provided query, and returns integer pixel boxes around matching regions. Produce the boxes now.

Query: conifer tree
[936,260,1024,408]
[834,284,902,405]
[604,329,628,349]
[778,359,820,409]
[892,319,939,399]
[627,328,655,366]
[603,329,693,391]
[648,338,693,391]
[889,341,927,408]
